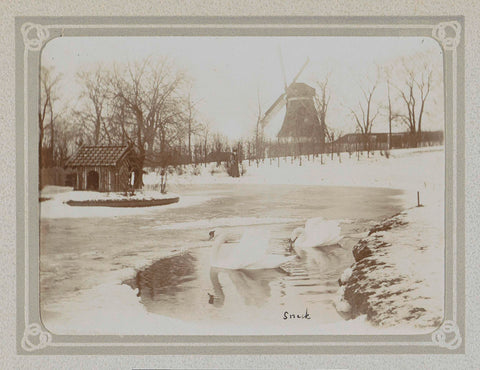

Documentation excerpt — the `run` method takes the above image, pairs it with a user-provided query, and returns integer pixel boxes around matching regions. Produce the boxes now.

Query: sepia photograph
[37,34,447,337]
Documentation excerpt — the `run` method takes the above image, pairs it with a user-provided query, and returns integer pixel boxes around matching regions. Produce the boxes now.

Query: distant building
[332,131,444,151]
[64,144,140,192]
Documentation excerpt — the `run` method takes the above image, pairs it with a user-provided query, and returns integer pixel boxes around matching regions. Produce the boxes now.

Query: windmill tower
[260,57,325,153]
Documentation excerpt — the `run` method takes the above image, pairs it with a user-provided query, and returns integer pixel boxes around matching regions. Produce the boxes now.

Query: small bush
[192,166,201,176]
[210,163,226,176]
[176,166,184,176]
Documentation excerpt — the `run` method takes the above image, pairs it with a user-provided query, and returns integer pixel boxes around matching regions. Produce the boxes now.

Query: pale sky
[42,36,443,141]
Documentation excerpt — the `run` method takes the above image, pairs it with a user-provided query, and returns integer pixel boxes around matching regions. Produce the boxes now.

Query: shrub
[176,166,184,176]
[210,163,226,176]
[192,166,201,176]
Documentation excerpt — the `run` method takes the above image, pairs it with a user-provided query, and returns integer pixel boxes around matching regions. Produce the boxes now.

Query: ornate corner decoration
[431,320,462,350]
[21,323,52,352]
[21,22,50,51]
[432,21,462,51]
[20,21,52,353]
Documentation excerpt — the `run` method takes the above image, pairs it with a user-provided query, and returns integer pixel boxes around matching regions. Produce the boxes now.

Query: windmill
[260,56,326,153]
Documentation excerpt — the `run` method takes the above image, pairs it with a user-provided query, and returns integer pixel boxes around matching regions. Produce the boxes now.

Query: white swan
[290,217,343,249]
[209,229,296,270]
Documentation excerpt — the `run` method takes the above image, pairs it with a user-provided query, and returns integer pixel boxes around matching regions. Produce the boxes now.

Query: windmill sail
[260,92,286,127]
[260,57,310,127]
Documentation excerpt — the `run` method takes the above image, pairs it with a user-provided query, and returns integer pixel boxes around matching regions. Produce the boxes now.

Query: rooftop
[65,145,131,167]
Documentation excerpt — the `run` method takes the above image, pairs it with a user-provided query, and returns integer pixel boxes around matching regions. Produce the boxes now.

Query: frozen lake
[40,184,404,333]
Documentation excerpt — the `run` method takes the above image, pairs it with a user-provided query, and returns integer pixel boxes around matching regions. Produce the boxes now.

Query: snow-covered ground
[41,146,445,334]
[145,146,444,211]
[146,146,443,191]
[334,201,444,330]
[327,146,445,330]
[40,187,210,219]
[42,146,443,220]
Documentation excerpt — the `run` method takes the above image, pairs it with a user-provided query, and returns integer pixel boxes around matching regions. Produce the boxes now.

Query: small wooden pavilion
[64,144,139,192]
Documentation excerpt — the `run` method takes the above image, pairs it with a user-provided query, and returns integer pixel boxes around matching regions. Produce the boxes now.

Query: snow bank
[334,199,444,330]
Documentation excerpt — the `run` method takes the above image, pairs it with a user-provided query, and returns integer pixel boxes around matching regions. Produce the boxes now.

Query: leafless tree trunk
[387,79,393,149]
[199,123,209,167]
[39,66,62,170]
[314,75,331,154]
[394,64,432,147]
[350,81,380,157]
[76,67,111,145]
[184,89,202,164]
[109,58,187,188]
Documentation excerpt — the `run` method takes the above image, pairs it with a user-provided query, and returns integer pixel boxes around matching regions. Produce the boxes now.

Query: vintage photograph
[38,35,445,336]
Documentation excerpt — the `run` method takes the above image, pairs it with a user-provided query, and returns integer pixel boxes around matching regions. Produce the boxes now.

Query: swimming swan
[290,217,342,249]
[209,229,296,270]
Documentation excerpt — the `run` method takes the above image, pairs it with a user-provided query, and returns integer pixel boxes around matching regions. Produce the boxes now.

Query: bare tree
[324,126,343,159]
[386,78,394,150]
[315,77,331,134]
[198,122,210,166]
[183,89,203,163]
[53,117,83,166]
[394,62,433,147]
[109,57,187,187]
[350,80,380,155]
[76,66,112,145]
[314,75,331,155]
[39,66,62,167]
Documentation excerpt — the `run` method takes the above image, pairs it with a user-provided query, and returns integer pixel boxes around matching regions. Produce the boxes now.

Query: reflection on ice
[294,243,344,270]
[208,267,288,308]
[126,252,197,299]
[209,228,296,269]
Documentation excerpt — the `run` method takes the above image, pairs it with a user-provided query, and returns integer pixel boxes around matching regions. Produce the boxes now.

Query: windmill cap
[286,82,316,97]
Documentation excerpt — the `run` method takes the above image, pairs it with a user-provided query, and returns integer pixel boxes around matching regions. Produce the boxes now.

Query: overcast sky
[42,36,443,140]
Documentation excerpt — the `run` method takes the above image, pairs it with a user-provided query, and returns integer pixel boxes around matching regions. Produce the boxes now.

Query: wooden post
[417,191,422,207]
